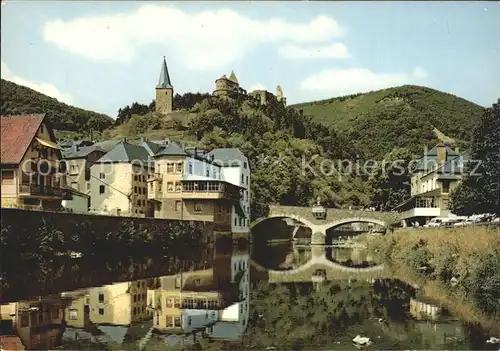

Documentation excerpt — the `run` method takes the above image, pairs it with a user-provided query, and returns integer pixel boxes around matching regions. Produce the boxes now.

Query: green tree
[450,99,500,215]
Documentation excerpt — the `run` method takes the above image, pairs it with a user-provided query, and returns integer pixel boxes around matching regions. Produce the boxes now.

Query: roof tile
[1,114,45,165]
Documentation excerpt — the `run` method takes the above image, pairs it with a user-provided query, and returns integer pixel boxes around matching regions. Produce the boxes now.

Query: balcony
[19,183,64,198]
[181,181,242,201]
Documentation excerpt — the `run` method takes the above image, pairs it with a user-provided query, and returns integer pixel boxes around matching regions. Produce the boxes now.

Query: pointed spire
[229,70,239,84]
[156,56,173,89]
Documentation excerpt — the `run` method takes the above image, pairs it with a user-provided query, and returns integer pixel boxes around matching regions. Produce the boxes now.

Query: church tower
[155,56,174,115]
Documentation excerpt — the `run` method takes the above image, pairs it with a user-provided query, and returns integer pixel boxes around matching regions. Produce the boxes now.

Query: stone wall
[0,208,214,258]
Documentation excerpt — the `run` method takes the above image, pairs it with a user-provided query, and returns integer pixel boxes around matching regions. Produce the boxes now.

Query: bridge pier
[311,229,326,245]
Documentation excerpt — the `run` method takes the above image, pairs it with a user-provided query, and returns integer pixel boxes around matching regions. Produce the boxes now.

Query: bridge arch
[323,217,388,232]
[250,213,315,230]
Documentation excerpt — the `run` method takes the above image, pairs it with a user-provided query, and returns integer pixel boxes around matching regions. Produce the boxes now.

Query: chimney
[423,144,428,155]
[436,142,446,164]
[455,147,459,154]
[120,137,127,143]
[140,137,146,143]
[72,144,78,153]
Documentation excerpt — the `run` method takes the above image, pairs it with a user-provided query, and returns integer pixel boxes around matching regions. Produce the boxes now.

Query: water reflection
[0,239,496,350]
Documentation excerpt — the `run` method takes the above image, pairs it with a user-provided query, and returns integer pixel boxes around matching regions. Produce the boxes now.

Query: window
[99,172,105,179]
[167,163,174,173]
[176,162,183,174]
[188,317,192,326]
[194,202,202,212]
[167,182,174,192]
[86,182,91,190]
[239,218,242,226]
[99,185,105,194]
[175,200,182,212]
[134,175,138,181]
[246,175,249,185]
[175,182,181,192]
[234,217,238,226]
[69,309,78,320]
[134,186,138,193]
[241,174,244,184]
[99,293,104,303]
[40,124,44,133]
[206,169,210,177]
[244,161,248,169]
[1,170,14,185]
[188,163,193,175]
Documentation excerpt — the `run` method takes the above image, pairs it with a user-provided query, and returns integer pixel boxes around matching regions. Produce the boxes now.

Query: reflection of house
[394,143,469,224]
[0,296,65,350]
[88,279,150,326]
[410,297,443,321]
[0,336,25,350]
[61,280,154,349]
[150,247,250,341]
[413,321,465,348]
[90,139,153,216]
[1,114,67,210]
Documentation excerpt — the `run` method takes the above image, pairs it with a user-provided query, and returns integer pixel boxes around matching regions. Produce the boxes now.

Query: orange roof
[0,114,45,165]
[0,336,25,350]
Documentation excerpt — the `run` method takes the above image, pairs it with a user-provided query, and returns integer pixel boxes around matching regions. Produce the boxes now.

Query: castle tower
[155,56,174,115]
[229,70,239,84]
[276,84,286,105]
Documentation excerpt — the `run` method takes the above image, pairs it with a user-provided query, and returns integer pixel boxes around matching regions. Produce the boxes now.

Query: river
[0,234,497,350]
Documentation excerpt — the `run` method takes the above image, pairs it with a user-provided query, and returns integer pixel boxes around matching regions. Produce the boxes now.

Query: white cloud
[278,42,350,60]
[412,66,428,79]
[43,4,346,70]
[1,61,74,104]
[300,67,428,95]
[248,83,267,92]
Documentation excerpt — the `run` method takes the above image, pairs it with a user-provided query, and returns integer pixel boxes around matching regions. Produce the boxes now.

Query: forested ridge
[0,79,114,133]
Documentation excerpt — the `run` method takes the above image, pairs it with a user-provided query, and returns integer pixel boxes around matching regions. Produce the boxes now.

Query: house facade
[394,142,468,224]
[89,140,153,217]
[148,142,250,233]
[0,114,67,210]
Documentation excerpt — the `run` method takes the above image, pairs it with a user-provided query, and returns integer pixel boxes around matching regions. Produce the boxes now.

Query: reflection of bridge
[250,246,390,283]
[251,205,402,244]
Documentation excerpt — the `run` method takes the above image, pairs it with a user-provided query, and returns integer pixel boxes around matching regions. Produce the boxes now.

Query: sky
[1,1,499,117]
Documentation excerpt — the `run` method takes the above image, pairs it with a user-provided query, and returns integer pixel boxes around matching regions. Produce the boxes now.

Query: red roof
[0,114,45,165]
[0,336,25,350]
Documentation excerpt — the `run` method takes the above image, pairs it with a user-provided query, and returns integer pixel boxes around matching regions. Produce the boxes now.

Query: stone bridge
[251,205,402,244]
[250,246,390,283]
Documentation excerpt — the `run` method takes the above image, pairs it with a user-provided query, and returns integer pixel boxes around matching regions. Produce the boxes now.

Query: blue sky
[2,1,499,117]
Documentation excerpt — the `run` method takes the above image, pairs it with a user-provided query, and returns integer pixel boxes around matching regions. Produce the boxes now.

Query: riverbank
[367,226,500,332]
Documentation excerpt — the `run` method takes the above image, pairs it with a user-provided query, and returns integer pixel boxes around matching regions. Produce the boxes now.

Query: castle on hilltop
[154,57,286,116]
[213,70,286,106]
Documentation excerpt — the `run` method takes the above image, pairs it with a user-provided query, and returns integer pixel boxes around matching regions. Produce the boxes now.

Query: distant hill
[291,85,485,158]
[0,79,114,135]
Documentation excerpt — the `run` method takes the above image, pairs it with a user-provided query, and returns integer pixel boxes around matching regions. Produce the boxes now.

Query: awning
[35,137,63,150]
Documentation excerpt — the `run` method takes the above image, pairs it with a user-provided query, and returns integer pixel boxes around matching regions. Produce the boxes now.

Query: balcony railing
[19,183,64,197]
[181,181,242,201]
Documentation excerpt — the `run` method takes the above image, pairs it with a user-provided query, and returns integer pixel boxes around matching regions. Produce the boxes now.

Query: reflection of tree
[245,279,418,349]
